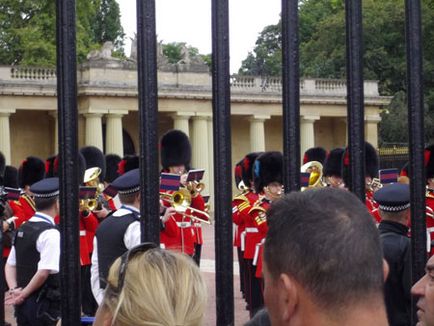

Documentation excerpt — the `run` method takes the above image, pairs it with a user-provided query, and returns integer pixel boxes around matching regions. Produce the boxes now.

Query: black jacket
[379,220,411,326]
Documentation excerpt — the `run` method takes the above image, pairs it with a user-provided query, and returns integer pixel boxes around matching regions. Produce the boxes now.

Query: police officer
[91,168,175,305]
[374,183,411,326]
[5,177,61,325]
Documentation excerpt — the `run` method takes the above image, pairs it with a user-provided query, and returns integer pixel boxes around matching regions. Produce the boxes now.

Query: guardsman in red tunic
[323,148,345,189]
[2,165,27,259]
[342,142,380,219]
[245,151,283,317]
[232,153,262,300]
[160,130,203,257]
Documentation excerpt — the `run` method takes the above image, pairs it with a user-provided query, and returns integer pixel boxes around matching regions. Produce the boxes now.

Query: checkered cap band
[118,186,140,195]
[33,190,59,198]
[379,203,410,212]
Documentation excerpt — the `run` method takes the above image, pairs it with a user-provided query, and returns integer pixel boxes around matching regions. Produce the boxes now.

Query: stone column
[206,116,214,210]
[300,116,319,159]
[0,110,15,164]
[249,115,270,152]
[105,113,124,156]
[84,113,103,150]
[172,113,192,136]
[49,112,58,154]
[191,115,210,190]
[365,115,381,148]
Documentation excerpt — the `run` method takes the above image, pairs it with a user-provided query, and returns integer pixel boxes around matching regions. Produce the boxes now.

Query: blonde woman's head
[95,247,207,326]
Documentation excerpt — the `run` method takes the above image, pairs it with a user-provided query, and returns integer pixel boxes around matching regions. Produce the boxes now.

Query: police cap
[30,177,60,199]
[373,183,410,212]
[111,168,140,195]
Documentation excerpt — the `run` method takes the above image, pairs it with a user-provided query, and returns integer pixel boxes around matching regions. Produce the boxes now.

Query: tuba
[301,161,325,190]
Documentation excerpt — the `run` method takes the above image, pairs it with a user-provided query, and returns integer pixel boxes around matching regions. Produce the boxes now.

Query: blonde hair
[102,249,207,326]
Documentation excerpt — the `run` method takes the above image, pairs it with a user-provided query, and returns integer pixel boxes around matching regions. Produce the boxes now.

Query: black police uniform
[8,178,61,326]
[374,183,411,326]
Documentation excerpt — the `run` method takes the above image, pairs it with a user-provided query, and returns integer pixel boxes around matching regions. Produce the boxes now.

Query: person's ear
[383,259,390,282]
[278,273,298,322]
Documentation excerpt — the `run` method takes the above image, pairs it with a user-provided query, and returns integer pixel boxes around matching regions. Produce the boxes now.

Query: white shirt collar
[31,212,56,225]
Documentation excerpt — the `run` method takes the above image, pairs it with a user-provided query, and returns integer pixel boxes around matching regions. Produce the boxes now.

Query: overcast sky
[117,0,281,73]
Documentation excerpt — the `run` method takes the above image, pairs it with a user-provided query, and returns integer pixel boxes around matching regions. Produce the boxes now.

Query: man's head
[412,255,434,326]
[263,188,385,325]
[373,183,410,225]
[111,169,140,207]
[30,177,60,215]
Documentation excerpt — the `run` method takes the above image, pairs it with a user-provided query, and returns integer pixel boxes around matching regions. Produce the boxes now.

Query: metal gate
[0,0,426,325]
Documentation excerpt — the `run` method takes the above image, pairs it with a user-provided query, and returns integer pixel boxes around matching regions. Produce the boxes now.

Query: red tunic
[18,194,36,221]
[161,189,204,255]
[190,195,208,245]
[160,216,181,249]
[250,199,271,278]
[54,211,99,266]
[425,191,434,256]
[3,200,27,258]
[243,193,263,260]
[232,191,251,248]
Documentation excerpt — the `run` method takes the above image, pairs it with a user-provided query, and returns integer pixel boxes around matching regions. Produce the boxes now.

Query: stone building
[0,45,390,200]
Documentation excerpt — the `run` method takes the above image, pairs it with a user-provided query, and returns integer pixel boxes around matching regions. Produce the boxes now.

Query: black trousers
[81,264,98,316]
[15,294,57,326]
[193,243,202,266]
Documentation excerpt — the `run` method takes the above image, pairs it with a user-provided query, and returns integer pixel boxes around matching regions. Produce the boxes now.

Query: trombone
[160,188,211,225]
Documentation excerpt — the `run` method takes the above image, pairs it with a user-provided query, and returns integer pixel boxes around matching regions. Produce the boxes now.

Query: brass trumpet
[80,167,105,212]
[186,180,205,197]
[160,188,211,224]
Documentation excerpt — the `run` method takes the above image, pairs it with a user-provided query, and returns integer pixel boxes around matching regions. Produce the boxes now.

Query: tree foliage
[162,42,211,67]
[238,0,434,144]
[0,0,124,66]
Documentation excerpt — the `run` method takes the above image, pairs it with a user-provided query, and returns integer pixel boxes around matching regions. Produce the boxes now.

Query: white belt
[427,227,434,233]
[245,227,258,233]
[253,239,265,266]
[160,243,166,249]
[176,222,191,228]
[80,230,86,236]
[241,231,247,251]
[194,222,202,227]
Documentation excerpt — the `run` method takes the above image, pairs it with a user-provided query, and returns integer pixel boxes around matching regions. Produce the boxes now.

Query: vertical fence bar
[0,230,4,324]
[136,0,160,244]
[281,0,300,192]
[344,0,365,201]
[56,0,81,324]
[405,0,426,321]
[211,0,234,324]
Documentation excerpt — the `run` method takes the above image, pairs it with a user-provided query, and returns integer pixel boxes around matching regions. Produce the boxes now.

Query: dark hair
[119,192,139,205]
[264,188,384,311]
[35,197,58,211]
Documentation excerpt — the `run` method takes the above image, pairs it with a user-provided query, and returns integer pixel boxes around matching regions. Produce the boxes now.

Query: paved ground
[4,224,250,325]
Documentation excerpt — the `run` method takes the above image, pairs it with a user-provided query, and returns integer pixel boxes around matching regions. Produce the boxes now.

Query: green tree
[93,0,125,51]
[0,0,124,66]
[162,42,208,65]
[238,0,434,144]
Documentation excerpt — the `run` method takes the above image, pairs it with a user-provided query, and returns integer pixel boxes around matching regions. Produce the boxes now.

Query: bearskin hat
[342,142,379,186]
[45,155,57,178]
[0,151,5,178]
[242,152,263,189]
[80,146,106,181]
[425,145,434,179]
[105,154,121,183]
[253,151,283,193]
[160,130,191,170]
[51,154,86,183]
[117,155,139,175]
[323,148,345,177]
[234,159,244,189]
[18,156,45,188]
[4,166,18,188]
[303,147,327,165]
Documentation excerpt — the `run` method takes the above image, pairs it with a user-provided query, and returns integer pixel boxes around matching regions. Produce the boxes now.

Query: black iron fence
[0,0,426,325]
